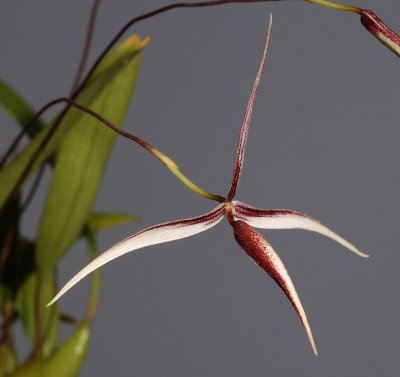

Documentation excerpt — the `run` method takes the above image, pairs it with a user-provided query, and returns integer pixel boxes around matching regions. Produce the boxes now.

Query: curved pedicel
[232,220,318,356]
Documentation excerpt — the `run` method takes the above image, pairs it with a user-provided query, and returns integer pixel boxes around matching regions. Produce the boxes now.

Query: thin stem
[7,0,102,216]
[0,98,65,169]
[2,0,364,214]
[72,1,276,98]
[1,1,273,215]
[227,15,272,201]
[1,0,102,210]
[305,0,360,14]
[0,99,68,218]
[68,99,225,202]
[71,0,101,94]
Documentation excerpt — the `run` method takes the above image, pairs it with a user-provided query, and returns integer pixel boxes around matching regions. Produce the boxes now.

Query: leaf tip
[122,35,151,50]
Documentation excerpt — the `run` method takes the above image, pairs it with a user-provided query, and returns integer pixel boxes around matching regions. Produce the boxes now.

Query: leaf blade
[0,36,149,210]
[0,78,45,137]
[35,35,149,272]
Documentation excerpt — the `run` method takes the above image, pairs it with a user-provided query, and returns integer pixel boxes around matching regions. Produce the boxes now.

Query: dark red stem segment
[226,16,272,201]
[0,97,152,216]
[232,219,318,355]
[360,9,400,57]
[71,0,101,94]
[0,98,69,219]
[73,1,276,98]
[0,98,66,169]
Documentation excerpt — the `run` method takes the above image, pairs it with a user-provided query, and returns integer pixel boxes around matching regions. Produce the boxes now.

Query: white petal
[47,204,225,306]
[233,201,369,258]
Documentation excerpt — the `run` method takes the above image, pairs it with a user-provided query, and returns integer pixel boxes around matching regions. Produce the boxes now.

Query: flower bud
[360,9,400,57]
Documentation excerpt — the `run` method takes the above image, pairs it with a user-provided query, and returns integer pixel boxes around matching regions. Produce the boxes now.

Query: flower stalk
[305,0,359,14]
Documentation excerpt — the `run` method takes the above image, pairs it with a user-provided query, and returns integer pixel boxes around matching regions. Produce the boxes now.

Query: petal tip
[311,340,318,357]
[46,298,56,307]
[350,246,369,258]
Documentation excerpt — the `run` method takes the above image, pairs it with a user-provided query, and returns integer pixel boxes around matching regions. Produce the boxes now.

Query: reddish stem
[71,0,102,94]
[72,1,276,98]
[0,98,68,216]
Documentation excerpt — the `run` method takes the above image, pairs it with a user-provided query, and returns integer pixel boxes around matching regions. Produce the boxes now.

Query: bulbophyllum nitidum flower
[48,16,368,356]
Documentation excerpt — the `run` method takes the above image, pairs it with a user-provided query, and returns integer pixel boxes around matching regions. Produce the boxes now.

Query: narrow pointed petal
[47,204,225,306]
[232,220,318,355]
[227,15,272,201]
[234,201,368,258]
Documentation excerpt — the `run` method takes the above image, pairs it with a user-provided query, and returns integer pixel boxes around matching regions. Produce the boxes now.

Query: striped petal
[227,15,272,201]
[232,220,318,356]
[233,201,368,258]
[47,203,225,306]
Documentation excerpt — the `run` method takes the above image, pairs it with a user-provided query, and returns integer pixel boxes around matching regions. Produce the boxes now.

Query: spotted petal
[360,9,400,58]
[233,220,318,356]
[47,203,225,306]
[233,201,368,258]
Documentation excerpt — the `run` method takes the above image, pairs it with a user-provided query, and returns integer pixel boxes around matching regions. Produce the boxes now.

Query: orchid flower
[48,16,368,356]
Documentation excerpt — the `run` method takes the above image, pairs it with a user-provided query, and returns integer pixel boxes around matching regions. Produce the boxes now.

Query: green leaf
[15,272,60,357]
[0,78,45,137]
[81,228,101,324]
[0,35,150,211]
[8,357,45,377]
[2,237,35,299]
[13,325,90,377]
[0,342,17,377]
[44,325,90,377]
[35,35,149,273]
[15,273,37,344]
[87,211,138,233]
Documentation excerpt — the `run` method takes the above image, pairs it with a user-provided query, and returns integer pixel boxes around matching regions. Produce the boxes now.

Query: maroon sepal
[232,220,318,355]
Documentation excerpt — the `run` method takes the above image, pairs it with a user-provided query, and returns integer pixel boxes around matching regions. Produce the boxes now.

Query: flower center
[224,201,235,225]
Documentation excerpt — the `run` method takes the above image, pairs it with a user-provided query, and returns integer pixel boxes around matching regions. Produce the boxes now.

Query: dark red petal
[232,220,318,355]
[226,15,272,201]
[360,9,400,57]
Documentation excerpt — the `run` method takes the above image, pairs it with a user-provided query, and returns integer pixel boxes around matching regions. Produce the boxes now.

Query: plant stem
[305,0,360,13]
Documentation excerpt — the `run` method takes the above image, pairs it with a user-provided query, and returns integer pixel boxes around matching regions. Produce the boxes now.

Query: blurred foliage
[0,35,147,376]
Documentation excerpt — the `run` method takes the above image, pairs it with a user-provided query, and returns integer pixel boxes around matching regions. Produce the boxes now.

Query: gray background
[1,0,399,376]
